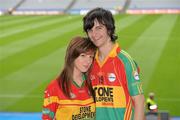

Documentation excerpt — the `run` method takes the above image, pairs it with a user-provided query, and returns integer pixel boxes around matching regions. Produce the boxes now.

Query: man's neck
[98,41,115,62]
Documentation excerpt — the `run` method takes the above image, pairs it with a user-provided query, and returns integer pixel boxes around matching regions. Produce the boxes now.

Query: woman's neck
[73,69,83,86]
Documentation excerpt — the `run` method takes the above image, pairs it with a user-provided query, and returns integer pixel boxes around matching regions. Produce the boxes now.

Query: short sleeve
[118,50,144,96]
[42,80,59,120]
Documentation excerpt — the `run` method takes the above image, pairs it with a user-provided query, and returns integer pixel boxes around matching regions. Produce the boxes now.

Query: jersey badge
[133,71,140,80]
[70,92,76,99]
[108,73,116,82]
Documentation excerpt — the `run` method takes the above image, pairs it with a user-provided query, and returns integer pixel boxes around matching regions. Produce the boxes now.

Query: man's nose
[91,30,97,38]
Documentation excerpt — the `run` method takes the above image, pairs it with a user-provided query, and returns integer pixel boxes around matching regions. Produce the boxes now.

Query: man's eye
[90,55,94,58]
[87,29,92,33]
[98,27,102,29]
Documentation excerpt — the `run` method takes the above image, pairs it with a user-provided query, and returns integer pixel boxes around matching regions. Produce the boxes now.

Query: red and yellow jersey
[90,43,143,120]
[42,79,95,120]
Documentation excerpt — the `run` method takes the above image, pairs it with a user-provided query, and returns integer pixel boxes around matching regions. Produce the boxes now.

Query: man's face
[87,19,111,47]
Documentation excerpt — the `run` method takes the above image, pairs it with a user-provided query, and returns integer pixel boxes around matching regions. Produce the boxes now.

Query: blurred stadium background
[0,0,180,120]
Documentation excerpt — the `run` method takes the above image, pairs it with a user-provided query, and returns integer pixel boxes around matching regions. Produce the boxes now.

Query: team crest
[108,73,116,82]
[70,92,76,98]
[133,71,140,80]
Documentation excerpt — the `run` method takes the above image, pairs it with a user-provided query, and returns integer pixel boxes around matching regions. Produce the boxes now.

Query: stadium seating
[0,0,179,14]
[0,0,21,12]
[70,0,125,10]
[17,0,72,11]
[129,0,180,9]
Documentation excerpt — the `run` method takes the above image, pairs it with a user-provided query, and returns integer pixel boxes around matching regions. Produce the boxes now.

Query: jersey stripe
[121,50,136,71]
[44,96,94,106]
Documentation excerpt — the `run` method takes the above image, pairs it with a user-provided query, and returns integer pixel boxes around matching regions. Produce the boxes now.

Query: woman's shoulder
[47,79,59,88]
[45,79,60,94]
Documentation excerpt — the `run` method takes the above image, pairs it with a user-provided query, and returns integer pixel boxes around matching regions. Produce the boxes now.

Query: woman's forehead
[83,50,95,55]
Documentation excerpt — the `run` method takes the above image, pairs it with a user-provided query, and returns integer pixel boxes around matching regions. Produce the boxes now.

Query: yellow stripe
[124,99,132,120]
[121,50,135,71]
[60,99,94,105]
[43,96,58,106]
[140,83,144,93]
[127,109,132,120]
[44,96,94,106]
[137,85,141,94]
[121,50,136,71]
[124,99,130,119]
[136,83,143,94]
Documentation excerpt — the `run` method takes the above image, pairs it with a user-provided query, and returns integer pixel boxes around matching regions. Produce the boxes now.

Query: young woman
[42,36,96,120]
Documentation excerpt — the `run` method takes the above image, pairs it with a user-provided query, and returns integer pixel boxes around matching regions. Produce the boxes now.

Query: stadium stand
[70,0,124,10]
[68,0,125,14]
[0,0,21,12]
[17,0,72,11]
[0,0,180,15]
[129,0,180,9]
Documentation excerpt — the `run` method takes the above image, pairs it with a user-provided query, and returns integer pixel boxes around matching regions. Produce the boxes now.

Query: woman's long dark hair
[57,36,96,100]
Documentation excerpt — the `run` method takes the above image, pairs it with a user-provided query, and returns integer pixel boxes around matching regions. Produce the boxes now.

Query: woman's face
[74,51,94,73]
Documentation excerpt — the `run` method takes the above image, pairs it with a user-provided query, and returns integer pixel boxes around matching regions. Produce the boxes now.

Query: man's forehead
[93,19,104,27]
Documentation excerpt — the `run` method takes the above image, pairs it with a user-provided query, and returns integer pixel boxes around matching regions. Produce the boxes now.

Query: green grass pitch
[0,14,179,116]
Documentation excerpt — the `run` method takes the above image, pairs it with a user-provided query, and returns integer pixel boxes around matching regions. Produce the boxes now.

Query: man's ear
[107,30,111,36]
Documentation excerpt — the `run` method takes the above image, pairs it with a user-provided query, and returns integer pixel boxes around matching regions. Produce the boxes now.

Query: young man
[83,7,145,120]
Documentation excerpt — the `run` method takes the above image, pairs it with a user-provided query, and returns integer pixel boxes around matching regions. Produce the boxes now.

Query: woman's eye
[80,54,86,57]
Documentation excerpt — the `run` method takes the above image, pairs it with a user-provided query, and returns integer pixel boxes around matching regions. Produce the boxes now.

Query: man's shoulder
[117,49,133,61]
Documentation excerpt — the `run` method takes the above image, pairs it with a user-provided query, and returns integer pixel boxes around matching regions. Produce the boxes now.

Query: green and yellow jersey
[90,43,143,120]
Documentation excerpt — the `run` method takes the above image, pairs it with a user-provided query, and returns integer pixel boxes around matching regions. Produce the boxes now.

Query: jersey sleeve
[42,81,59,120]
[127,60,143,96]
[118,51,144,96]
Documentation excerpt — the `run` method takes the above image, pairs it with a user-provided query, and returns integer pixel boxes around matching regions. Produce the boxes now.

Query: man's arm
[132,94,145,120]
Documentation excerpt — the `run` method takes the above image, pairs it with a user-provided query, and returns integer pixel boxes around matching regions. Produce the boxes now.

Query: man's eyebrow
[95,24,104,27]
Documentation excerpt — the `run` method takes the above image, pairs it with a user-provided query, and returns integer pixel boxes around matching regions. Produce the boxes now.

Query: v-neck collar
[95,43,119,67]
[72,74,86,88]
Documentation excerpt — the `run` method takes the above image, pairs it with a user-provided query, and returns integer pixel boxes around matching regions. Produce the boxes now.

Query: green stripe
[42,108,55,118]
[0,15,28,22]
[0,16,81,60]
[72,74,86,88]
[95,107,129,120]
[0,46,67,111]
[116,14,145,32]
[0,16,52,31]
[146,15,180,116]
[127,14,178,89]
[0,15,81,46]
[0,21,82,79]
[118,14,161,49]
[121,50,136,71]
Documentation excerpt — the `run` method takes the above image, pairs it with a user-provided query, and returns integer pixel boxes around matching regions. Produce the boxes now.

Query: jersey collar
[95,42,120,67]
[72,74,86,88]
